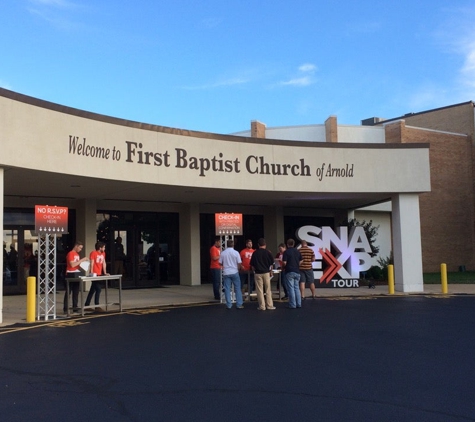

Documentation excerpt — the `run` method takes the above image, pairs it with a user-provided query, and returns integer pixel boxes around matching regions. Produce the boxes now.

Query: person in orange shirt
[85,241,109,311]
[239,239,255,294]
[63,241,89,313]
[210,237,222,300]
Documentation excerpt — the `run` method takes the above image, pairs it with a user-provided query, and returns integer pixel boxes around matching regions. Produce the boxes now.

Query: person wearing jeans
[63,241,89,314]
[223,272,243,309]
[85,241,109,312]
[282,238,303,309]
[285,271,302,309]
[219,239,243,309]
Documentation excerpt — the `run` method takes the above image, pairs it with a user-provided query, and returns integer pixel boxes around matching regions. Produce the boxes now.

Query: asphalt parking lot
[1,295,475,421]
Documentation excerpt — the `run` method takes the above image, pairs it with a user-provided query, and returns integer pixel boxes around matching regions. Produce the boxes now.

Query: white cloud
[28,0,76,7]
[27,7,80,30]
[438,6,475,95]
[407,6,475,111]
[459,40,475,89]
[183,63,318,91]
[299,63,317,73]
[408,85,449,111]
[281,76,314,87]
[26,0,85,30]
[279,63,317,87]
[182,77,249,90]
[436,5,475,95]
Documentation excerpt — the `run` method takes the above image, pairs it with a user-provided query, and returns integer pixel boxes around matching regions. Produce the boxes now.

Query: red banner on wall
[215,213,243,235]
[35,205,69,234]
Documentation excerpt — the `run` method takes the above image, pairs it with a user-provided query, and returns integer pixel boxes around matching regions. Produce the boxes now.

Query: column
[75,199,97,254]
[391,193,424,292]
[263,206,284,253]
[325,116,338,143]
[75,199,97,291]
[251,120,266,138]
[179,203,201,286]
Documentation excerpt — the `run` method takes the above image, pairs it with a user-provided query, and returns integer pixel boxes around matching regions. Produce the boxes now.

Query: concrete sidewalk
[2,282,475,327]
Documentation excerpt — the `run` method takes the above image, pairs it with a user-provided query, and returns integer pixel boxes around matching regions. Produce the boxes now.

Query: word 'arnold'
[68,137,354,178]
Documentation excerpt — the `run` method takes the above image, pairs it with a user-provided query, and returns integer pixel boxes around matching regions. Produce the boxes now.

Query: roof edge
[0,87,429,150]
[374,101,475,126]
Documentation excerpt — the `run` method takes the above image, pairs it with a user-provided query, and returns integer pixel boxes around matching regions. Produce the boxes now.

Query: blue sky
[1,0,475,134]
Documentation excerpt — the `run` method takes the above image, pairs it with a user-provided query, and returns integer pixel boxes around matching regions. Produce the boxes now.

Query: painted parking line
[0,312,115,335]
[324,296,378,301]
[0,303,213,335]
[49,320,90,328]
[128,309,168,315]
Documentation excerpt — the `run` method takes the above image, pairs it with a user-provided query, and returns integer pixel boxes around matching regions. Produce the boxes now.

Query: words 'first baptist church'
[2,88,473,322]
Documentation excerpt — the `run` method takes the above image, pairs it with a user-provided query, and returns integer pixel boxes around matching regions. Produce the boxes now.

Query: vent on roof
[361,117,385,126]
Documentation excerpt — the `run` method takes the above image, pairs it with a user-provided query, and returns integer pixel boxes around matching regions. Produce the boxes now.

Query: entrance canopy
[0,88,429,210]
[4,167,420,210]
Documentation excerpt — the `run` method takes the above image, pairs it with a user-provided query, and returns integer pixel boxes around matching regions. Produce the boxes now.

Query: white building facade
[0,89,430,323]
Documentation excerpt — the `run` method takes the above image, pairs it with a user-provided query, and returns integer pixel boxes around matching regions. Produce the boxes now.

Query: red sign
[319,248,343,283]
[35,205,69,234]
[215,213,243,235]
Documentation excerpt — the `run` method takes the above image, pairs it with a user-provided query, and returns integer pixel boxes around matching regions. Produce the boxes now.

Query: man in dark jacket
[250,238,275,311]
[282,238,303,309]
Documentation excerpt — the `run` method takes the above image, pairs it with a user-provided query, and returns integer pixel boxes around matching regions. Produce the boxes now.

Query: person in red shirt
[85,241,109,311]
[210,237,222,300]
[239,239,255,294]
[63,241,89,313]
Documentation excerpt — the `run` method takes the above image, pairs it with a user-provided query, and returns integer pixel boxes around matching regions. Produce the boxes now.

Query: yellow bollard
[441,263,448,294]
[388,264,395,295]
[27,276,36,323]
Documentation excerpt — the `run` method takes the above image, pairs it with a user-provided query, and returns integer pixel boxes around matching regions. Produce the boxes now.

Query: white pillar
[179,203,201,286]
[75,199,97,290]
[75,199,97,255]
[0,168,3,324]
[391,193,424,292]
[263,206,284,254]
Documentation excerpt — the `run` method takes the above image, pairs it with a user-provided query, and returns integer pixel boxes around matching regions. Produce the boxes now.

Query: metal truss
[37,234,57,321]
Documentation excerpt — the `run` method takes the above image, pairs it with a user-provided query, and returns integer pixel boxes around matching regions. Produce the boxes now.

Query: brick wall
[403,102,475,137]
[251,120,266,139]
[325,116,338,143]
[386,121,475,272]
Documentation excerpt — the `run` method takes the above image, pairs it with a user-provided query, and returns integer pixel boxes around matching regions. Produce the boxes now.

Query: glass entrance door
[3,228,38,293]
[112,225,160,288]
[98,211,179,288]
[101,215,160,288]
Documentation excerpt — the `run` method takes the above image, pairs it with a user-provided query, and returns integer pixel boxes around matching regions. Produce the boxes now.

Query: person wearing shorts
[299,240,316,299]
